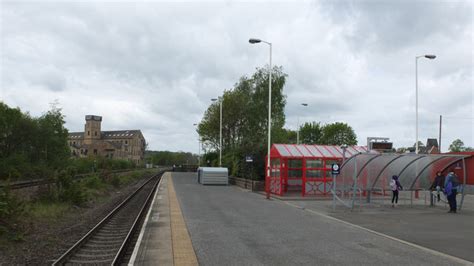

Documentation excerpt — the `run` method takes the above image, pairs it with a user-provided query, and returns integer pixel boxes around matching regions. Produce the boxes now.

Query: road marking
[169,176,199,266]
[128,173,164,266]
[280,200,472,265]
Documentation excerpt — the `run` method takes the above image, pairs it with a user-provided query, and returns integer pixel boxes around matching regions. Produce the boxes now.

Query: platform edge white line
[128,172,165,266]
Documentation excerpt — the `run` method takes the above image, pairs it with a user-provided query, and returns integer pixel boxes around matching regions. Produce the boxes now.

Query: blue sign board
[331,163,340,175]
[245,156,253,163]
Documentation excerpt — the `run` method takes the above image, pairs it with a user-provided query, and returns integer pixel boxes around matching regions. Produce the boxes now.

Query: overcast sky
[1,0,472,153]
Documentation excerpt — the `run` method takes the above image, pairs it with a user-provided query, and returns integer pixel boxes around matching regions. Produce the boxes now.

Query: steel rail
[52,171,164,265]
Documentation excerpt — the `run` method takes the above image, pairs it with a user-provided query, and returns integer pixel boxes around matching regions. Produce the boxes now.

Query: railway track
[1,168,159,190]
[52,171,164,265]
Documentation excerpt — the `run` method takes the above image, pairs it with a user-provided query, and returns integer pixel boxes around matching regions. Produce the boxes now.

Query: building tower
[84,115,102,145]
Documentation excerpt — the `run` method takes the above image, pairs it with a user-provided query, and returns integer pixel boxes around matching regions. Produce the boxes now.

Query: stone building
[68,115,146,165]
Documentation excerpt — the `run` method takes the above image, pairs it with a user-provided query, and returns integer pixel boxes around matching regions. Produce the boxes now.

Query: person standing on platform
[444,169,460,213]
[390,175,403,207]
[430,171,444,202]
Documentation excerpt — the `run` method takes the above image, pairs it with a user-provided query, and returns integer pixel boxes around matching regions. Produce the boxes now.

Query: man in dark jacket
[444,170,460,213]
[430,171,444,202]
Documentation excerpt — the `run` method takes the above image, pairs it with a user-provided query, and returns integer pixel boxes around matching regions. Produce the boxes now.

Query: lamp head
[301,103,308,106]
[211,98,218,102]
[425,55,436,59]
[249,38,261,44]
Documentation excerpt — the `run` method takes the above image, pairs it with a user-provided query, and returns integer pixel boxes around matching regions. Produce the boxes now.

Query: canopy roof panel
[271,144,369,159]
[337,153,470,191]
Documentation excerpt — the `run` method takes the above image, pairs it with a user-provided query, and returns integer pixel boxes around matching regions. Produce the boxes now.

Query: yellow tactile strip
[169,175,199,266]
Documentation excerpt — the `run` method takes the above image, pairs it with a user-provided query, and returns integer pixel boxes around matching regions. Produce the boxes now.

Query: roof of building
[270,144,369,159]
[68,130,143,139]
[102,130,142,138]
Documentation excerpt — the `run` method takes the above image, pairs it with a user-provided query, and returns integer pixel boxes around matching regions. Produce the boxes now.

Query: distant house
[68,115,146,165]
[407,138,439,154]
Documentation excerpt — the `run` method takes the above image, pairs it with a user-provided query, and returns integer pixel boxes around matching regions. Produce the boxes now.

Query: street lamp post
[211,98,223,167]
[193,123,201,166]
[249,38,272,199]
[297,103,308,144]
[415,54,436,154]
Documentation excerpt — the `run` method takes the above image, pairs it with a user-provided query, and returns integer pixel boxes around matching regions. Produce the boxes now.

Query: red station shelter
[266,144,369,197]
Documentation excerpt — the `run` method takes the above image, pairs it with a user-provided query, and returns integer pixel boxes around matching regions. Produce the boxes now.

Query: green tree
[197,66,287,178]
[448,139,473,152]
[299,122,322,144]
[412,141,425,149]
[146,151,198,166]
[320,122,357,145]
[36,104,70,166]
[0,102,70,180]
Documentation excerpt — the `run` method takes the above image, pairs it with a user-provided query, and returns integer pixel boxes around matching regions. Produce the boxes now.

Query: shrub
[0,185,25,239]
[83,174,104,190]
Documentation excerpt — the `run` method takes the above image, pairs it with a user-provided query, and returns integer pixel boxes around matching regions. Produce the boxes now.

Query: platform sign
[331,163,340,175]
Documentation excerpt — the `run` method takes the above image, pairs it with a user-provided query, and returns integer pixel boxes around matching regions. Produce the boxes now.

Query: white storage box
[197,167,228,185]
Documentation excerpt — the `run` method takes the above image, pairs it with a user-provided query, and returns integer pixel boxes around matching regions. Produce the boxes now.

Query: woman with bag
[390,175,403,207]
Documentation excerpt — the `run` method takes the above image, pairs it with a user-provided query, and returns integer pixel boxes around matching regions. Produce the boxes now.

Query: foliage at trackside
[145,150,198,166]
[0,185,25,240]
[0,102,70,180]
[197,66,288,179]
[69,157,136,174]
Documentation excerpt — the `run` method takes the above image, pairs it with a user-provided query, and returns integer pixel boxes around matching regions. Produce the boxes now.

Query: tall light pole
[415,54,436,154]
[297,103,308,144]
[211,98,222,167]
[249,38,272,199]
[193,123,201,166]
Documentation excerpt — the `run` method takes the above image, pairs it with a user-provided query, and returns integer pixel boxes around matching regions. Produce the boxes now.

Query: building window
[125,140,128,145]
[88,131,90,136]
[94,149,97,155]
[95,131,97,136]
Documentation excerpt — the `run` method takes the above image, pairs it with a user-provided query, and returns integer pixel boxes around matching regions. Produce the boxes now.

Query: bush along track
[0,168,160,265]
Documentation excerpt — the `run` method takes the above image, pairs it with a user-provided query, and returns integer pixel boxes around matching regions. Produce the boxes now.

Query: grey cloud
[320,0,472,53]
[1,1,472,152]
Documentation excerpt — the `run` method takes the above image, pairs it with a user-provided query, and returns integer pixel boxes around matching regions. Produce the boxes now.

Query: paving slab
[286,195,474,262]
[172,172,471,266]
[130,172,197,266]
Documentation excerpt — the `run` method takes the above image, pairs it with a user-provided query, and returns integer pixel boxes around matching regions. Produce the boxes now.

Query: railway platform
[130,172,472,265]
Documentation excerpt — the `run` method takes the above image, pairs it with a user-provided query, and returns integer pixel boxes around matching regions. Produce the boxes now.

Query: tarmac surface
[287,194,474,262]
[172,172,472,265]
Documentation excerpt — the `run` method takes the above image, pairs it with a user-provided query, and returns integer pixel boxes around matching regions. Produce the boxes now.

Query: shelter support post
[333,173,336,211]
[459,158,466,211]
[351,158,358,210]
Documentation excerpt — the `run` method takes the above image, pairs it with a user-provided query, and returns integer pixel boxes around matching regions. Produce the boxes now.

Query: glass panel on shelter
[307,170,323,178]
[271,158,281,168]
[288,169,302,178]
[345,146,358,156]
[415,156,464,190]
[373,155,416,190]
[288,159,302,168]
[316,146,333,157]
[307,159,323,168]
[286,145,303,157]
[306,146,323,157]
[325,146,342,157]
[275,144,291,156]
[296,145,313,157]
